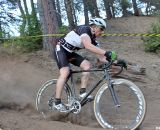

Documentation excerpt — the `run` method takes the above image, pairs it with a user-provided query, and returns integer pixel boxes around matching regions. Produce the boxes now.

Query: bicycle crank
[69,99,81,114]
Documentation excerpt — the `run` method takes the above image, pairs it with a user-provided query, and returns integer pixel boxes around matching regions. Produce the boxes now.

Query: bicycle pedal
[48,98,54,107]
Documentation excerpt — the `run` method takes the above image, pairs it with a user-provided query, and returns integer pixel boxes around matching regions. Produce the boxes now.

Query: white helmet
[89,17,106,29]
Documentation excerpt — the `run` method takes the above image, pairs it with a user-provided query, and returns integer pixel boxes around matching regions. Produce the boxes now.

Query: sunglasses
[99,26,105,31]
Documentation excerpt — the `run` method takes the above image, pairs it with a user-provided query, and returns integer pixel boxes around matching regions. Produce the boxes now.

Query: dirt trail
[0,16,160,130]
[0,51,105,130]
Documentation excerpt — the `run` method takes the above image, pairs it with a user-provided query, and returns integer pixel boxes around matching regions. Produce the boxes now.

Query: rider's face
[94,26,105,37]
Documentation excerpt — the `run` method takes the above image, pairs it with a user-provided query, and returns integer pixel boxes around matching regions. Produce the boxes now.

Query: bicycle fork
[109,81,120,107]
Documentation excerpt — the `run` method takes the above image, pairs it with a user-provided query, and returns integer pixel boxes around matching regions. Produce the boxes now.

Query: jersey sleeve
[74,25,98,46]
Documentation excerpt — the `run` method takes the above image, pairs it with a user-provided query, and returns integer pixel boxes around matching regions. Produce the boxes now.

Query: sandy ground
[0,16,160,130]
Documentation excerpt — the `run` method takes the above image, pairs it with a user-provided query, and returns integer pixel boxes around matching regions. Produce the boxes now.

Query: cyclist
[52,17,117,112]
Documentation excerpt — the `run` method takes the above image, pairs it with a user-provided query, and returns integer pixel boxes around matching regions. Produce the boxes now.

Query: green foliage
[17,5,42,52]
[19,12,42,36]
[17,0,42,52]
[0,30,4,43]
[59,26,68,34]
[18,22,42,52]
[120,0,131,9]
[3,36,42,53]
[0,28,12,44]
[143,17,160,53]
[17,37,42,52]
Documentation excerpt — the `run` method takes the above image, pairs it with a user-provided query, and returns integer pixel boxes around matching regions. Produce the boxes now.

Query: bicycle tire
[36,79,72,119]
[94,78,146,130]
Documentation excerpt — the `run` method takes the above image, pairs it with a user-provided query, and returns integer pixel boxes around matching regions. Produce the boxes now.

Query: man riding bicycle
[51,17,124,112]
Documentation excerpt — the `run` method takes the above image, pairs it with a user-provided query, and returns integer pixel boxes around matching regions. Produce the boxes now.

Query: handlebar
[102,60,114,69]
[102,61,124,77]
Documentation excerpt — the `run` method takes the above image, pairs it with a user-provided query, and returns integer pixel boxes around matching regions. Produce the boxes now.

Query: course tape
[0,33,160,40]
[102,33,160,37]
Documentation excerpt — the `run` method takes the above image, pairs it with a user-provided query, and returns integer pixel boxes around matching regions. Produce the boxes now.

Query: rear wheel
[94,79,146,130]
[36,79,72,119]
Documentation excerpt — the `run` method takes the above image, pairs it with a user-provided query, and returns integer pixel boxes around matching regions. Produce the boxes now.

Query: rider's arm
[97,54,107,62]
[81,34,105,55]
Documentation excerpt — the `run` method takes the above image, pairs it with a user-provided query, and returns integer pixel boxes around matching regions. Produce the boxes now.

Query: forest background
[0,1,160,129]
[0,0,160,53]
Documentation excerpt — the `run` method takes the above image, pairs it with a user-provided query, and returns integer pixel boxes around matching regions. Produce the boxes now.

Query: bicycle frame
[65,62,121,107]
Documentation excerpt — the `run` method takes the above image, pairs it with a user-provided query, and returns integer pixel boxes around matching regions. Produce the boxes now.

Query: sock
[55,98,61,105]
[80,88,86,94]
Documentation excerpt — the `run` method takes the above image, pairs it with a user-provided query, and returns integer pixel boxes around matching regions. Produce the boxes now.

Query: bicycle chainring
[69,99,81,114]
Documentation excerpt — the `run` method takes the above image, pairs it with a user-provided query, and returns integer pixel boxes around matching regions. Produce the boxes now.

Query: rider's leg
[52,67,70,111]
[52,45,70,107]
[80,60,91,94]
[55,66,70,100]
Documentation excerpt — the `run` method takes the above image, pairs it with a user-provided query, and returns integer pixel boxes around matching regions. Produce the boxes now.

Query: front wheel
[36,79,72,119]
[94,79,146,130]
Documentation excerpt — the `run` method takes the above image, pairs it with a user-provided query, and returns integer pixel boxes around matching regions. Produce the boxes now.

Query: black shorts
[53,45,85,69]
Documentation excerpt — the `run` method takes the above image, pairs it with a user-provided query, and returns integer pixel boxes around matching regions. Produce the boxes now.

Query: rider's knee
[81,60,91,70]
[85,63,91,70]
[59,67,70,79]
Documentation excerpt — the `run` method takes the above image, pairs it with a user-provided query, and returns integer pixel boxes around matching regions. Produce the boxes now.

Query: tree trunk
[72,0,77,26]
[64,0,75,30]
[145,3,149,15]
[37,0,48,49]
[30,0,41,36]
[120,0,131,17]
[0,21,2,39]
[30,0,37,18]
[30,0,39,28]
[86,0,100,17]
[17,0,26,36]
[122,9,128,17]
[110,0,115,18]
[103,0,112,19]
[56,0,62,27]
[92,0,100,17]
[82,0,89,25]
[121,1,128,17]
[37,0,59,51]
[132,0,139,16]
[111,4,115,18]
[23,0,31,26]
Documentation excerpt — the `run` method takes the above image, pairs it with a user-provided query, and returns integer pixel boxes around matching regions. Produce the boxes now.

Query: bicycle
[36,61,146,130]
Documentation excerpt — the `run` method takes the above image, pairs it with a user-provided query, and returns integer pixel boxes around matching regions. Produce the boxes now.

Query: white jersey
[58,25,98,52]
[64,31,84,49]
